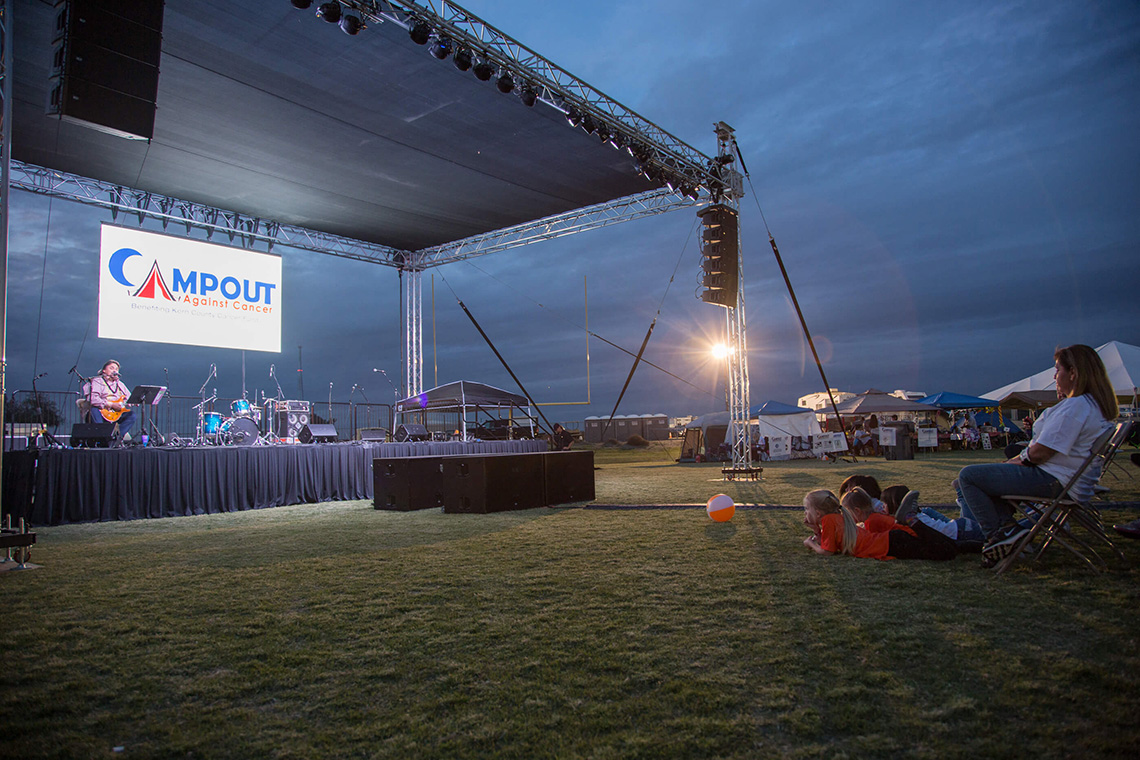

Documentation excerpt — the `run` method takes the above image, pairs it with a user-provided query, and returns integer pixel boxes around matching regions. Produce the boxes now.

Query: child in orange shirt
[802,489,957,561]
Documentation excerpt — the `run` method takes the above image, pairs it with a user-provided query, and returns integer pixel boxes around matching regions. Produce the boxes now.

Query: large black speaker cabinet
[543,451,595,505]
[357,428,388,441]
[47,0,165,140]
[273,410,311,439]
[394,423,430,443]
[298,423,338,444]
[373,458,445,511]
[441,454,545,514]
[71,421,119,448]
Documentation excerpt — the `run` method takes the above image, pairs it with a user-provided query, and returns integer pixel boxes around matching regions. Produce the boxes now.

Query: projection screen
[98,224,282,352]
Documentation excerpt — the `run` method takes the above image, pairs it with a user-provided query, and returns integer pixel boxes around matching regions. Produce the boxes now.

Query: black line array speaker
[394,423,430,443]
[47,0,166,140]
[373,458,445,511]
[70,422,119,448]
[542,451,595,505]
[298,423,338,444]
[440,454,546,514]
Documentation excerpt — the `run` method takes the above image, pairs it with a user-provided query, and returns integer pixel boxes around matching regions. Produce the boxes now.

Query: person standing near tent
[956,345,1117,566]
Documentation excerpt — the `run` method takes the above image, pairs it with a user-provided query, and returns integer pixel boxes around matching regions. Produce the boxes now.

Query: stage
[1,440,548,525]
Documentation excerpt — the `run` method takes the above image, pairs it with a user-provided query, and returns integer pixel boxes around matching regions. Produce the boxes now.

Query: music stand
[128,385,167,445]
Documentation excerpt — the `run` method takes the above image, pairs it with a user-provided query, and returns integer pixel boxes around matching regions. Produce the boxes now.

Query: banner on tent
[98,224,282,352]
[812,432,848,454]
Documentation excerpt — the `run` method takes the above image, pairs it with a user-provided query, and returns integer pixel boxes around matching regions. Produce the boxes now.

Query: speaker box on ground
[357,428,388,441]
[543,450,596,505]
[47,0,165,140]
[298,423,338,444]
[394,423,429,442]
[440,454,545,514]
[70,422,119,448]
[373,457,445,511]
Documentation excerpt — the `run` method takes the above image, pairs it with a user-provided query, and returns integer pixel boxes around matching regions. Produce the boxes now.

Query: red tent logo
[132,261,176,301]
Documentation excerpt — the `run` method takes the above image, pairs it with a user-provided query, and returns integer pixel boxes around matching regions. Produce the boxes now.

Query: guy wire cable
[438,271,556,435]
[461,215,717,402]
[732,139,857,459]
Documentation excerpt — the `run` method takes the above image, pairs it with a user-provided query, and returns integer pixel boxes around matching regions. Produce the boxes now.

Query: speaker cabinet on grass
[543,450,595,505]
[373,457,445,511]
[440,454,545,514]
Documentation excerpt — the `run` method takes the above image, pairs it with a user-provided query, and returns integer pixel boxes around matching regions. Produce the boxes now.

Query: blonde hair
[840,486,874,520]
[805,489,859,556]
[1055,344,1118,420]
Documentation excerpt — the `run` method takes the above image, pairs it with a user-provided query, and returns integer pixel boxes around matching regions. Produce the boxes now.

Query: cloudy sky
[7,0,1140,424]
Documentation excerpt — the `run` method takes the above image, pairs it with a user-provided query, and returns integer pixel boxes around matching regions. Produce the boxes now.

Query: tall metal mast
[714,122,752,472]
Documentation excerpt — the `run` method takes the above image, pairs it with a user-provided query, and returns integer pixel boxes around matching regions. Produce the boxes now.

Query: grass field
[2,447,1139,758]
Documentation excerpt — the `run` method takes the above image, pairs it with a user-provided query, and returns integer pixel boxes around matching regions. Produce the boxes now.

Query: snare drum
[203,411,224,436]
[231,398,252,418]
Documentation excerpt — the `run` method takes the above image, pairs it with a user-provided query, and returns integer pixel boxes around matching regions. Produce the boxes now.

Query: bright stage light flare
[711,343,732,360]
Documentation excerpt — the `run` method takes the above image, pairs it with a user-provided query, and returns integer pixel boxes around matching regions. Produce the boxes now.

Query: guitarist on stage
[84,359,135,436]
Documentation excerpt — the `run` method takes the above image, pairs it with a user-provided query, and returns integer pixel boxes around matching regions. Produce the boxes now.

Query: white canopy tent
[685,406,823,460]
[983,341,1140,402]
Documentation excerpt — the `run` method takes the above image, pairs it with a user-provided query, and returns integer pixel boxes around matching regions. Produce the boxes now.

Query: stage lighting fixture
[339,14,362,35]
[316,2,341,23]
[429,35,452,59]
[453,47,474,71]
[608,130,626,150]
[565,107,583,128]
[596,123,610,143]
[291,0,313,9]
[473,61,495,81]
[518,83,537,107]
[496,71,515,93]
[409,21,432,45]
[580,115,596,135]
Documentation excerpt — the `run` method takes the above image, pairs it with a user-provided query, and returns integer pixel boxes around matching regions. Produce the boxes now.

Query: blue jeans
[918,507,986,543]
[956,463,1063,537]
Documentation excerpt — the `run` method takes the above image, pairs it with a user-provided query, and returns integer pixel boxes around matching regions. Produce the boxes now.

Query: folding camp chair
[993,421,1133,575]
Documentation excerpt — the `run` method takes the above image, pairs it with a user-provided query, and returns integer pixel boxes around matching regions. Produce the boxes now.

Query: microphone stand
[30,373,60,449]
[163,367,176,446]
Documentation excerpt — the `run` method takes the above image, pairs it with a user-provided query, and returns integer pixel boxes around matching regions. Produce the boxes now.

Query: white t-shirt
[1032,394,1112,502]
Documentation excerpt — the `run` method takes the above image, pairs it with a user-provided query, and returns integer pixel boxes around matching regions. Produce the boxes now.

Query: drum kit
[192,363,278,447]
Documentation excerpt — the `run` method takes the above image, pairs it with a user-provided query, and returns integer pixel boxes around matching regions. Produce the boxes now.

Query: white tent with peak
[983,341,1140,401]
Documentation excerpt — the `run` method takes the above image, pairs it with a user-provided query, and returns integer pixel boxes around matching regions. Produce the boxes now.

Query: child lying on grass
[801,488,958,561]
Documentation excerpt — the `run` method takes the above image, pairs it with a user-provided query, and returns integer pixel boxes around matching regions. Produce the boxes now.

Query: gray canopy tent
[395,381,535,440]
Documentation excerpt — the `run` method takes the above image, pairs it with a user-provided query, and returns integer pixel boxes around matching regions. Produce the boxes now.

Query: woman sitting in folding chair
[953,344,1118,567]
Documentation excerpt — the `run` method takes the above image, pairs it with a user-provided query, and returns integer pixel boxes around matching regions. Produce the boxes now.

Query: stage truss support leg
[715,123,752,474]
[404,264,423,400]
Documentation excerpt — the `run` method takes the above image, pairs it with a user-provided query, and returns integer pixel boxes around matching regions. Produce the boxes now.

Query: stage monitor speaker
[357,428,388,441]
[298,423,338,444]
[47,0,165,140]
[394,423,429,443]
[70,422,119,448]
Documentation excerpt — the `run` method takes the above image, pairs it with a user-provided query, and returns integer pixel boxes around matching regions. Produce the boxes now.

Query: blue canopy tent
[916,392,999,410]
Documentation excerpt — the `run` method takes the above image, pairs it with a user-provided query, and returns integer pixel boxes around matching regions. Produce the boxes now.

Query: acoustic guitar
[98,392,129,423]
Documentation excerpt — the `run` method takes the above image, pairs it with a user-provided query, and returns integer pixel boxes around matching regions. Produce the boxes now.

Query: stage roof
[12,0,662,252]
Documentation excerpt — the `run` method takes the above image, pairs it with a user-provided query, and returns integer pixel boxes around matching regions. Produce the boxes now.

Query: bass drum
[220,416,260,446]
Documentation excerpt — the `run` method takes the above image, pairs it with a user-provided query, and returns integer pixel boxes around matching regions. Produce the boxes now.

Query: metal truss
[403,268,423,397]
[415,188,702,268]
[713,125,752,473]
[10,161,407,266]
[340,1,724,197]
